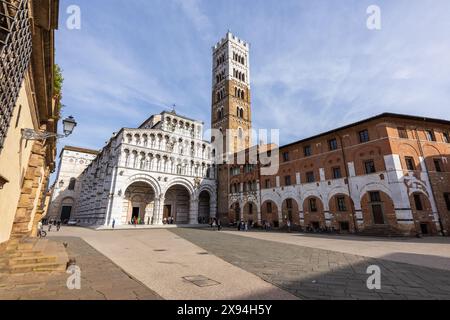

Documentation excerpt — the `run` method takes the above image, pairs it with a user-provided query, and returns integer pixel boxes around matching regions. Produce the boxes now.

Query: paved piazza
[2,227,450,300]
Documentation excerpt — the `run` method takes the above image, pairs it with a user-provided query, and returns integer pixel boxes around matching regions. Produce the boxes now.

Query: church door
[61,206,72,222]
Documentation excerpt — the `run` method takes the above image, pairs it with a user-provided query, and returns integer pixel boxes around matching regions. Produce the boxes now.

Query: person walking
[287,220,291,233]
[56,220,61,232]
[112,219,116,229]
[48,221,52,232]
[217,219,222,231]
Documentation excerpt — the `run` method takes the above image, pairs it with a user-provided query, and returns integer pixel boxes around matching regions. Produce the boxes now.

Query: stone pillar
[256,206,262,225]
[189,199,199,224]
[210,200,217,219]
[153,197,164,225]
[277,207,283,225]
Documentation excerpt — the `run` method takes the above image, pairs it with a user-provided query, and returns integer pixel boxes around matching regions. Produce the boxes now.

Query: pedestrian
[48,222,52,232]
[217,219,222,231]
[112,219,115,229]
[287,220,291,233]
[244,221,248,231]
[37,220,43,237]
[56,220,61,232]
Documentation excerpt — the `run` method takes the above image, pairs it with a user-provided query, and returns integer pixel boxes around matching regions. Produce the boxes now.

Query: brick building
[212,33,450,236]
[219,113,450,236]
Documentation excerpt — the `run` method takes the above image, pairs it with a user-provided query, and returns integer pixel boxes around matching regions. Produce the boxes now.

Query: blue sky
[56,0,450,151]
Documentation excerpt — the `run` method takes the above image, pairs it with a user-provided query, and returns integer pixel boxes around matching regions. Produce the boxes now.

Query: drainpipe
[337,134,358,233]
[413,128,445,236]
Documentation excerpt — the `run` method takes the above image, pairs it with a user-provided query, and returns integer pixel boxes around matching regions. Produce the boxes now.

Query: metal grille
[0,0,32,151]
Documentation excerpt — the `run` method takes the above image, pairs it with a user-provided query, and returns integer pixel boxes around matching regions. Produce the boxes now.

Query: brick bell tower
[211,31,252,156]
[211,31,253,223]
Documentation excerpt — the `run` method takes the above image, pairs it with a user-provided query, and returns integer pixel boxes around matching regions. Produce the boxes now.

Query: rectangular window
[425,130,436,142]
[283,152,289,162]
[306,171,315,183]
[434,159,442,172]
[265,179,271,189]
[359,129,370,143]
[405,157,415,171]
[364,160,376,174]
[304,145,312,157]
[284,175,291,186]
[309,198,317,212]
[369,191,381,202]
[332,167,342,179]
[444,193,450,211]
[337,196,347,211]
[398,127,408,139]
[266,202,272,213]
[328,138,338,151]
[414,194,423,211]
[443,132,450,144]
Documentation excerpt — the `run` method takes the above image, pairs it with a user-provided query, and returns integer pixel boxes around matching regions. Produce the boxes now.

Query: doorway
[164,205,172,219]
[371,204,385,224]
[420,223,429,235]
[132,207,140,220]
[60,206,72,222]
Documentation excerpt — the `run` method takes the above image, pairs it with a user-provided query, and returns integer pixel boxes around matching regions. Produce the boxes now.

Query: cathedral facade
[55,111,216,227]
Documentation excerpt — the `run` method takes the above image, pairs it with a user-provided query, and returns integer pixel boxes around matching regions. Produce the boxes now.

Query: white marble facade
[74,111,217,226]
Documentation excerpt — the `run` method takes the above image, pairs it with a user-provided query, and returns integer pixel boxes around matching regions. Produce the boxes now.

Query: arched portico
[123,181,156,225]
[163,184,191,224]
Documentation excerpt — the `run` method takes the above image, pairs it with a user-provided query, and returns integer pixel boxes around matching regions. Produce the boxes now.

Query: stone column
[153,197,165,225]
[189,199,199,224]
[210,200,217,219]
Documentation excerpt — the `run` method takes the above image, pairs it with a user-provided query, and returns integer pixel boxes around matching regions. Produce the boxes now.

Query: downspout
[337,134,358,233]
[413,128,445,236]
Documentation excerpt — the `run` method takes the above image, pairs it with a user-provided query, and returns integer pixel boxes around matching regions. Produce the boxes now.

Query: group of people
[44,219,62,232]
[209,217,222,231]
[163,216,175,225]
[237,220,255,231]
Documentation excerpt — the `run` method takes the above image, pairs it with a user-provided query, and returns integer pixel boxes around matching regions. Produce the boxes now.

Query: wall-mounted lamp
[21,116,77,140]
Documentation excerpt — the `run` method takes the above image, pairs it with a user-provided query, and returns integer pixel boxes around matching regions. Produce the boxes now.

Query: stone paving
[0,237,161,300]
[170,228,450,300]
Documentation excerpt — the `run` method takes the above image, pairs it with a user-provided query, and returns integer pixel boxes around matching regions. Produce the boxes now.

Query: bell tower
[211,31,252,156]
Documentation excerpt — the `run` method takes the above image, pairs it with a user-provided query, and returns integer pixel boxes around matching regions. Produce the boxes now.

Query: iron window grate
[0,0,32,152]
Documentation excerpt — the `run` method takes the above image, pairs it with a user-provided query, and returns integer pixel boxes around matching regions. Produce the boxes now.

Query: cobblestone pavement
[170,228,450,300]
[0,237,162,300]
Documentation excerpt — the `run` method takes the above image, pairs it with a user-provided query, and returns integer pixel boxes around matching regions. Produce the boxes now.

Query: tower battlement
[213,31,249,51]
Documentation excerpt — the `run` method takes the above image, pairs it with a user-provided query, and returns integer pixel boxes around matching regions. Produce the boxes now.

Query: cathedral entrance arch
[124,182,156,224]
[198,190,211,224]
[60,197,74,222]
[164,184,191,224]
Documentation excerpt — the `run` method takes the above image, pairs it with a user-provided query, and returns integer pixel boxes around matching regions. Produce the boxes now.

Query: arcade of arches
[226,189,438,235]
[123,182,214,225]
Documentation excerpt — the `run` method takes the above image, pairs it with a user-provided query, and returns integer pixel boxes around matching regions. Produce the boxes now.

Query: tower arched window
[240,108,244,119]
[68,178,76,191]
[242,74,245,82]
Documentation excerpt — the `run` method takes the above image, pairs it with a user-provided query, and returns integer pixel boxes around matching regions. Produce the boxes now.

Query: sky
[56,0,450,151]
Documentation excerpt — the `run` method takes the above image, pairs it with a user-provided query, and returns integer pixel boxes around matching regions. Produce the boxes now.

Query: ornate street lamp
[21,116,77,140]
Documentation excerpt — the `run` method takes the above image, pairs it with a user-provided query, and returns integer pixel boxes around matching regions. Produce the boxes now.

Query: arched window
[240,108,244,119]
[242,74,245,82]
[68,178,76,190]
